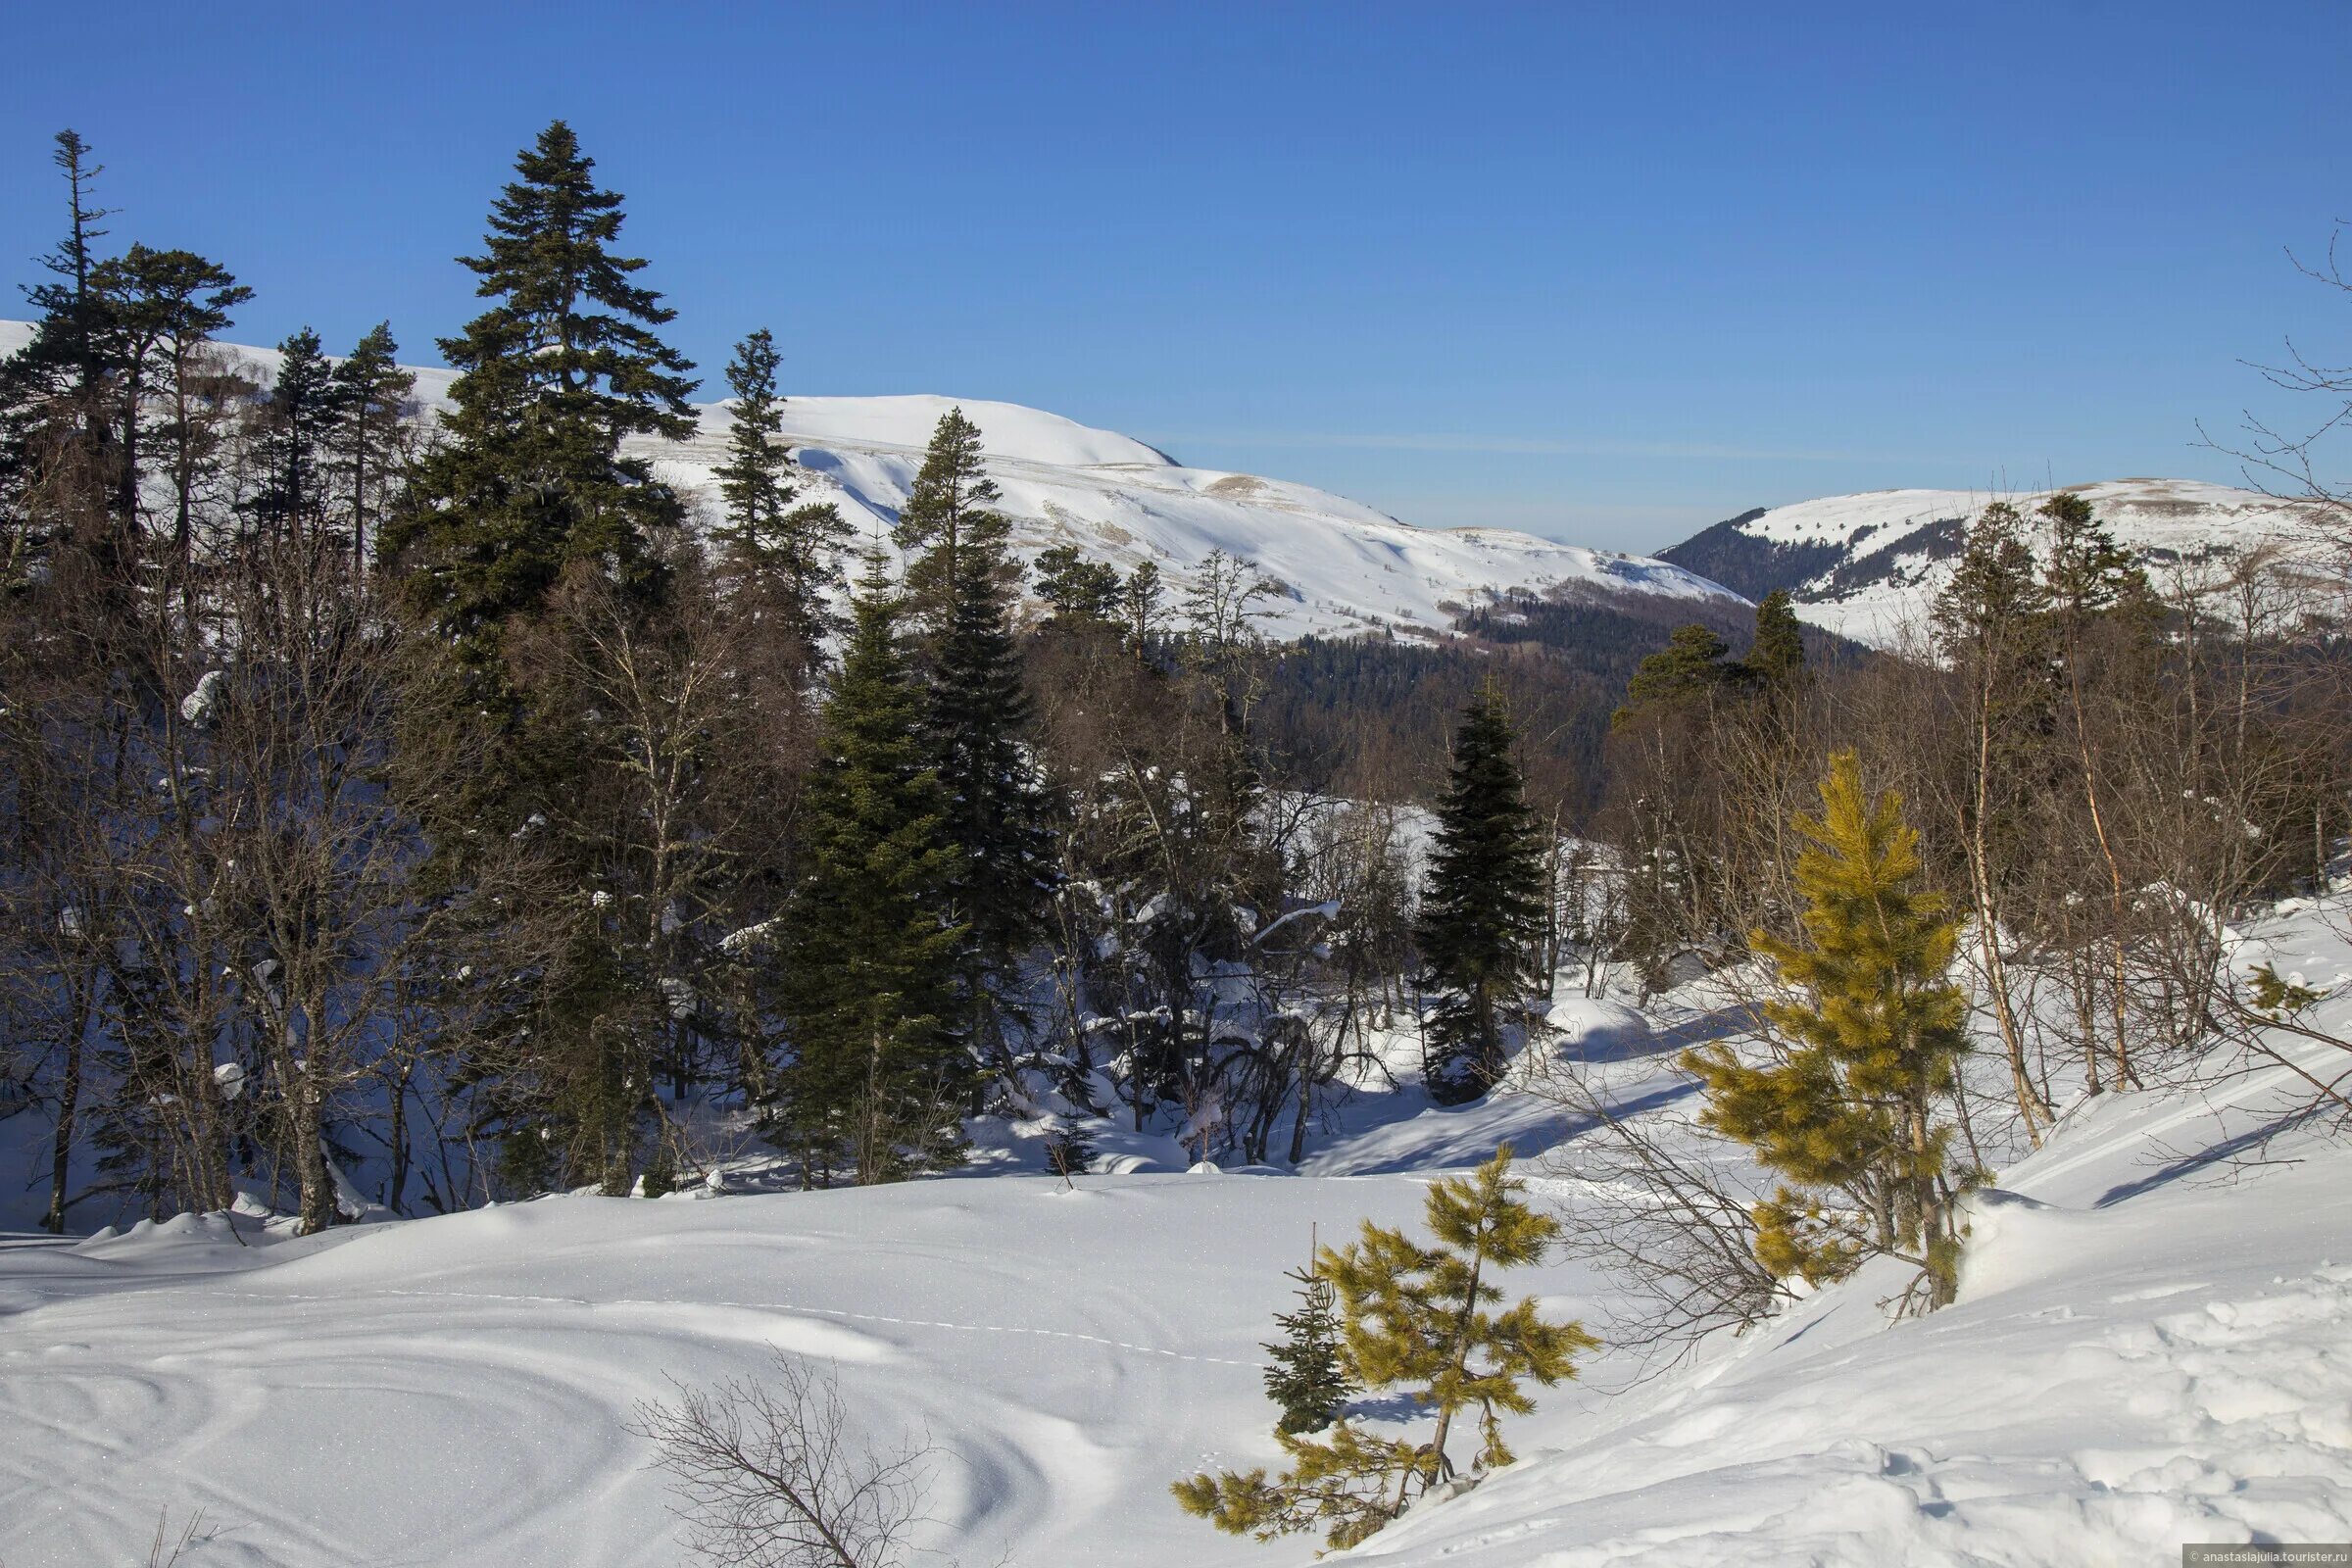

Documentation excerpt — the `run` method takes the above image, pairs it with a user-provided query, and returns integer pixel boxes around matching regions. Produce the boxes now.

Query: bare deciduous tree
[633,1354,936,1568]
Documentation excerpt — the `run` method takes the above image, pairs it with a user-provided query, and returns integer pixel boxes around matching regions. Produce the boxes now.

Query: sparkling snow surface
[6,900,2351,1565]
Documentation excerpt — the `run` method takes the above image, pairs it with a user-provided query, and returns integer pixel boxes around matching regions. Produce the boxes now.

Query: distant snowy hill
[0,321,1741,640]
[653,395,1742,640]
[1661,478,2327,647]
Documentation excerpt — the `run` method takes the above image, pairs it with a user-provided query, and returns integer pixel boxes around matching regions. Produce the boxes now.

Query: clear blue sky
[3,2,2346,552]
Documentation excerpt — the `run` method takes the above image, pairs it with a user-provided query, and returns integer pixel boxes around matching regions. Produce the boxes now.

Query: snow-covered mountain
[0,322,1741,640]
[1661,477,2328,647]
[651,393,1742,639]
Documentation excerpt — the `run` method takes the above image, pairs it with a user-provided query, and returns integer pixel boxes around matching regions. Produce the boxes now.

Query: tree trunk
[1962,693,2045,1145]
[42,977,90,1234]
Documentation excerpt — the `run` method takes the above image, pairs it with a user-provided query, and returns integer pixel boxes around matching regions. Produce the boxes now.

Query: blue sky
[3,2,2347,552]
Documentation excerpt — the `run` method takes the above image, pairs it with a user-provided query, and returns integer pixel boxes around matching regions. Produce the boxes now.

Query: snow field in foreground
[5,904,2352,1565]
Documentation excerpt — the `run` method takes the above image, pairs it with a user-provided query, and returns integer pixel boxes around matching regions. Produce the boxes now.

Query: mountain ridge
[0,320,1743,642]
[1660,476,2327,646]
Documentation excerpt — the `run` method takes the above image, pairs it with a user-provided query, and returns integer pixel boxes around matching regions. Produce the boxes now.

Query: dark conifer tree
[1741,588,1806,691]
[1611,623,1731,727]
[1,129,119,556]
[713,327,788,547]
[892,407,1008,638]
[778,560,970,1185]
[1122,558,1165,654]
[1263,1264,1352,1435]
[383,119,697,663]
[328,321,415,572]
[252,326,337,547]
[1416,689,1547,1102]
[378,121,698,1197]
[1034,544,1122,628]
[712,327,851,664]
[92,244,252,561]
[890,412,1049,1068]
[928,551,1051,1058]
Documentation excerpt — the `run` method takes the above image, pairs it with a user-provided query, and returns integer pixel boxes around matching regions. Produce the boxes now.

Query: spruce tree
[891,411,1048,1067]
[2038,489,2154,1090]
[328,320,414,572]
[1176,1147,1592,1550]
[1416,689,1546,1102]
[1741,588,1806,691]
[711,327,851,663]
[384,119,697,662]
[928,554,1050,1054]
[1935,502,2047,656]
[1262,1264,1351,1436]
[1684,752,1971,1310]
[778,560,970,1185]
[713,327,789,550]
[1122,558,1164,653]
[252,326,338,547]
[2040,490,2148,622]
[892,407,1009,637]
[377,121,698,1198]
[1934,502,2057,1130]
[91,244,252,560]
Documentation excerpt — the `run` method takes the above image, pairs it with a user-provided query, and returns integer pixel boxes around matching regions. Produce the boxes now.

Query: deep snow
[6,900,2351,1566]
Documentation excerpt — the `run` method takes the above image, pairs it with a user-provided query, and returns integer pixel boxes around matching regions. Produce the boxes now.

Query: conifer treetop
[443,119,697,439]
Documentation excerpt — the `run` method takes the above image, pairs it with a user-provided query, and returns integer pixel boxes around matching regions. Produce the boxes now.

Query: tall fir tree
[1932,502,2057,1134]
[1741,588,1806,691]
[711,326,851,664]
[2040,490,2149,625]
[251,326,338,548]
[778,560,971,1185]
[327,320,415,572]
[1416,688,1547,1102]
[378,121,698,1198]
[891,407,1009,637]
[889,411,1049,1067]
[383,119,697,662]
[91,243,252,560]
[1684,751,1972,1310]
[1122,558,1164,653]
[927,550,1050,1056]
[1033,544,1122,628]
[2038,488,2155,1090]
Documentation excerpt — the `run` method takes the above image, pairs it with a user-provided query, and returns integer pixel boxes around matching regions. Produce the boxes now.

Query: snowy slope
[6,897,2351,1566]
[0,320,1742,641]
[1361,1056,2352,1565]
[1662,478,2328,648]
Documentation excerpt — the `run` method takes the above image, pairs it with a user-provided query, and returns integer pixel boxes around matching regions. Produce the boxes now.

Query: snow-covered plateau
[5,895,2348,1566]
